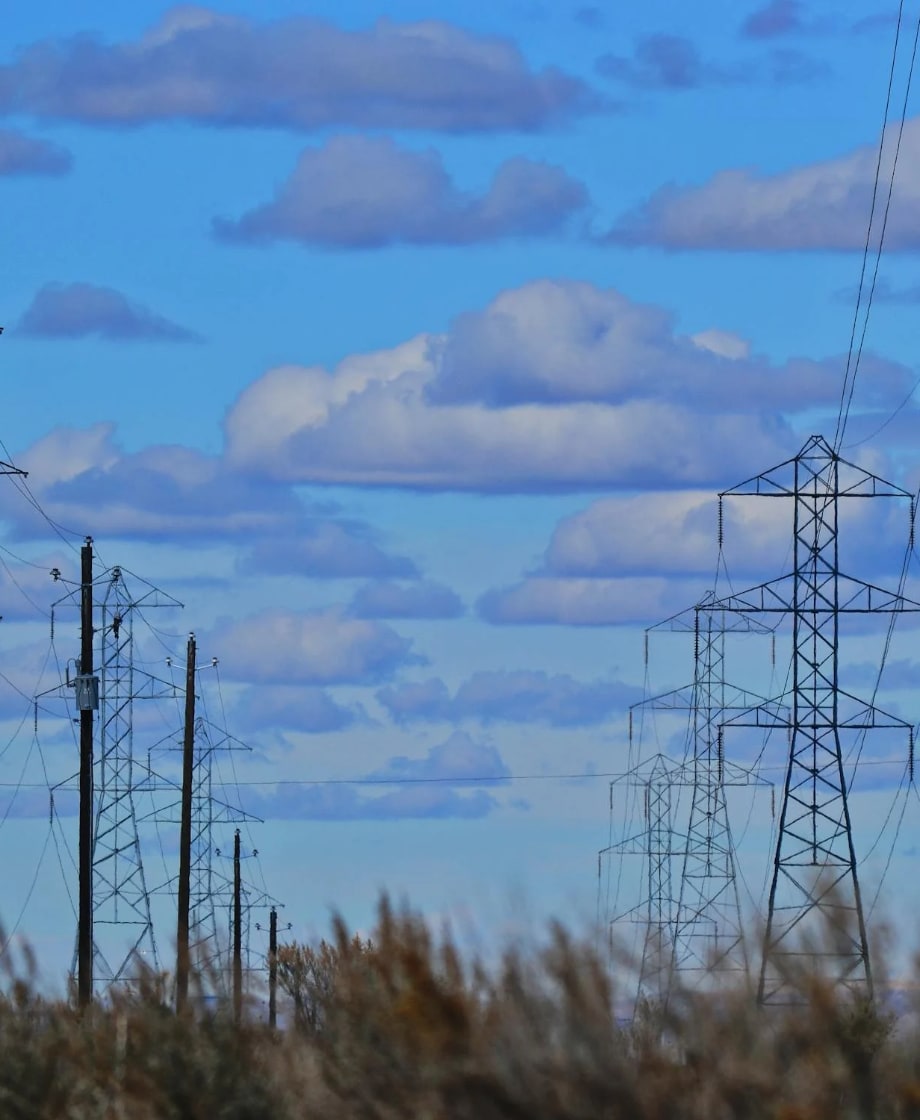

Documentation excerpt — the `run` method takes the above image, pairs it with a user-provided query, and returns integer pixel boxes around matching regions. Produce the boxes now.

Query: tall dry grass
[0,899,918,1118]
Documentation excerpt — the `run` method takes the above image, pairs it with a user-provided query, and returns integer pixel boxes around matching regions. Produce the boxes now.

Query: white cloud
[224,280,840,493]
[0,9,592,134]
[215,136,587,248]
[544,490,793,577]
[607,117,920,251]
[208,607,417,685]
[477,576,709,626]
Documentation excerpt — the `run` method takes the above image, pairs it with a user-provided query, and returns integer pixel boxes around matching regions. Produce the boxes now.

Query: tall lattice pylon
[90,565,182,986]
[712,435,919,1005]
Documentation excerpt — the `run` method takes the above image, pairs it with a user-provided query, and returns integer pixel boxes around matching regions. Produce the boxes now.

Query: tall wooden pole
[175,633,196,1013]
[78,538,95,1008]
[268,906,278,1029]
[233,828,242,1024]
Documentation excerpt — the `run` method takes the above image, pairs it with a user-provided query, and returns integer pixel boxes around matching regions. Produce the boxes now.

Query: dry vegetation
[0,899,918,1118]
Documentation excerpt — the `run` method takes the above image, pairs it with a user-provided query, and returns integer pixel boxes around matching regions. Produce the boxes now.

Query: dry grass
[0,900,918,1118]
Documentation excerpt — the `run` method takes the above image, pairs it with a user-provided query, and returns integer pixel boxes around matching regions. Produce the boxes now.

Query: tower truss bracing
[87,565,182,987]
[712,435,919,1005]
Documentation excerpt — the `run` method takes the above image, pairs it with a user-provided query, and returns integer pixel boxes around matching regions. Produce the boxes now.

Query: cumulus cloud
[367,730,510,784]
[2,426,423,580]
[425,280,883,410]
[596,32,823,90]
[349,580,464,620]
[1,424,296,540]
[18,282,200,342]
[208,607,416,685]
[0,8,592,133]
[597,35,743,90]
[377,670,640,726]
[240,730,513,819]
[543,490,794,578]
[575,7,605,29]
[0,551,72,621]
[231,685,361,733]
[741,1,807,39]
[215,136,588,248]
[477,575,715,626]
[606,118,920,251]
[834,277,920,305]
[222,280,835,493]
[0,127,70,175]
[473,449,918,628]
[239,525,419,580]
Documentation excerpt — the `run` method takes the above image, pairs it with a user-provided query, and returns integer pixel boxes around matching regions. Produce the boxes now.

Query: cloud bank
[377,670,640,725]
[606,119,920,251]
[0,127,70,175]
[209,608,417,686]
[18,283,200,342]
[222,280,819,493]
[216,136,588,248]
[0,8,593,134]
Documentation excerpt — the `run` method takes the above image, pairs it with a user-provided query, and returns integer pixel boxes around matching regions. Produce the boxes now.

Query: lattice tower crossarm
[713,435,919,1006]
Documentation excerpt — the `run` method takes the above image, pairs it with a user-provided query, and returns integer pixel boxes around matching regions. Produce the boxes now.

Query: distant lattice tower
[601,753,684,1008]
[89,565,181,987]
[712,435,920,1005]
[189,719,253,989]
[672,594,776,990]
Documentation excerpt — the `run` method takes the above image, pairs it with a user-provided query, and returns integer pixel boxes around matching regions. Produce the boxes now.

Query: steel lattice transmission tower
[662,593,775,989]
[88,565,182,986]
[602,748,766,1008]
[155,711,261,993]
[185,718,251,988]
[602,754,683,1006]
[712,435,919,1005]
[616,599,774,997]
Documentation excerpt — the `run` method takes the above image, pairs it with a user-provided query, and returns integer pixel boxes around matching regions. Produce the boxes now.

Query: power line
[835,0,920,449]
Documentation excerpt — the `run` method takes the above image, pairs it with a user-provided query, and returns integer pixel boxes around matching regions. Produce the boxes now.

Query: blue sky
[2,0,920,986]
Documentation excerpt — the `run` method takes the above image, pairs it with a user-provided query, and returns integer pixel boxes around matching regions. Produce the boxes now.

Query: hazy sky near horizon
[3,0,920,984]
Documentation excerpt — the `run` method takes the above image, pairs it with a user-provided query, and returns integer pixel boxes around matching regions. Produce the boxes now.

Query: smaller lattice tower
[86,565,182,987]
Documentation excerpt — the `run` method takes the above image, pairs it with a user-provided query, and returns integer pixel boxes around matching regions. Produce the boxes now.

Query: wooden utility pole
[268,906,278,1029]
[233,828,242,1024]
[77,537,96,1008]
[175,633,196,1013]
